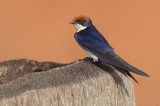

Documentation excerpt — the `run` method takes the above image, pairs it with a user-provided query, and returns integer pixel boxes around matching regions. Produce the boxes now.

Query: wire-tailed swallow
[70,15,150,83]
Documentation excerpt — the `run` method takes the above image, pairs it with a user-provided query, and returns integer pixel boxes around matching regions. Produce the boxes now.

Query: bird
[69,15,150,83]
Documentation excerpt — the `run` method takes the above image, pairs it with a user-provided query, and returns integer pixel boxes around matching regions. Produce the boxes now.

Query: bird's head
[69,15,92,32]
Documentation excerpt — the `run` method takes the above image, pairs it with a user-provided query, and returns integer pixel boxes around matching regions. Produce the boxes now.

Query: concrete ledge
[0,58,135,106]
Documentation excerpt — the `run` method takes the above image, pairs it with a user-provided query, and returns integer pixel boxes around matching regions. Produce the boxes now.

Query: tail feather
[126,71,139,84]
[113,66,139,83]
[98,59,139,83]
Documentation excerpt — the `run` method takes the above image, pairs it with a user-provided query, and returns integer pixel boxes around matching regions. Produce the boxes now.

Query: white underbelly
[83,49,98,62]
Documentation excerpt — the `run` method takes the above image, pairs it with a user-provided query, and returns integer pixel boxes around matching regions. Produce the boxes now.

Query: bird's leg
[89,59,95,64]
[92,59,103,66]
[83,57,95,64]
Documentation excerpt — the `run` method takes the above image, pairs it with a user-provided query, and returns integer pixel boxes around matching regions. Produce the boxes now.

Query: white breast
[83,49,98,62]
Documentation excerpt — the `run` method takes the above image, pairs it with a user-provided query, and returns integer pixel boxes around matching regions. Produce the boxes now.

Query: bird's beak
[69,21,76,24]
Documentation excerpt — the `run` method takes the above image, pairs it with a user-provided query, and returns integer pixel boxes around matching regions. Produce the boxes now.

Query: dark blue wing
[85,44,149,77]
[74,28,149,77]
[75,38,114,52]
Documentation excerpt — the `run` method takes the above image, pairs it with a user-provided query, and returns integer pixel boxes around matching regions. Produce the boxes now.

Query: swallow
[70,15,150,83]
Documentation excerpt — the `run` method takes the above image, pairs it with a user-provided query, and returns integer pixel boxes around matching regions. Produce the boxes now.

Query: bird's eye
[77,19,86,24]
[81,19,86,23]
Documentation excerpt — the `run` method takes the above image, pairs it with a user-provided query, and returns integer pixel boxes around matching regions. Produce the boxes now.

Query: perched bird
[70,15,150,83]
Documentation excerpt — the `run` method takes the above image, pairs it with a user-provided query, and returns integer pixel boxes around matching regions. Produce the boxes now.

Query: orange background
[0,0,160,105]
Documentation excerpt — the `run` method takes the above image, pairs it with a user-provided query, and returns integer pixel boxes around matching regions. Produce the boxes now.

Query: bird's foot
[83,57,96,64]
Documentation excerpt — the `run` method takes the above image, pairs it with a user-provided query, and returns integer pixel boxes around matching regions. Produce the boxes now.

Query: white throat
[73,24,87,32]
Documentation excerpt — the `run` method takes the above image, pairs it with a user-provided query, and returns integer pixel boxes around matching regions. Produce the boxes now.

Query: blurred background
[0,0,160,105]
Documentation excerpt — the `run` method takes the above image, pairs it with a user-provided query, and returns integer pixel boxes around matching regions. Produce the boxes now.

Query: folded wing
[91,49,149,77]
[75,34,150,77]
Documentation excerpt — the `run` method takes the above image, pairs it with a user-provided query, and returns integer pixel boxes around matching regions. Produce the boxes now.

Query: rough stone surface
[0,58,135,106]
[0,59,65,85]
